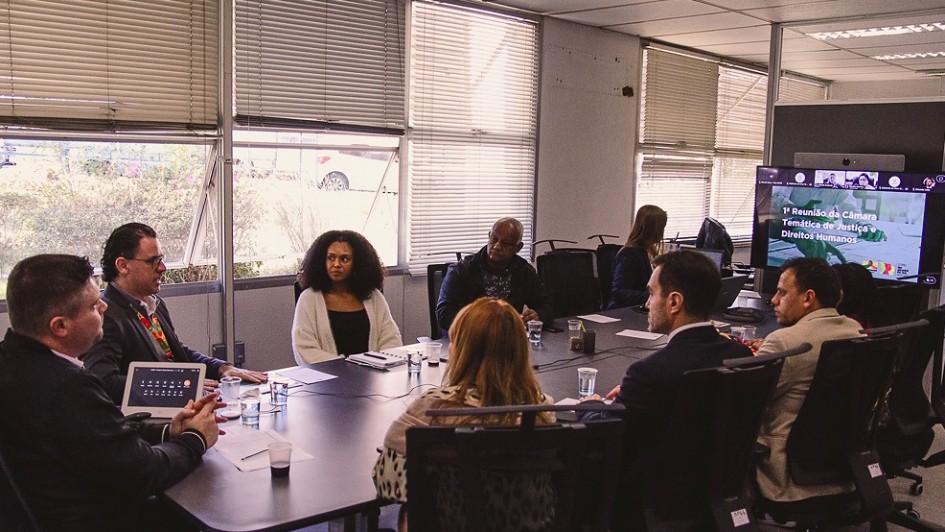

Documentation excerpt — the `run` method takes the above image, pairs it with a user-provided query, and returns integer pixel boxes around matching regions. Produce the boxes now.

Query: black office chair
[871,307,945,531]
[293,280,303,303]
[0,445,42,532]
[588,235,621,310]
[696,217,735,267]
[534,240,600,319]
[868,282,927,328]
[406,404,625,532]
[643,344,810,531]
[426,262,452,340]
[757,334,900,530]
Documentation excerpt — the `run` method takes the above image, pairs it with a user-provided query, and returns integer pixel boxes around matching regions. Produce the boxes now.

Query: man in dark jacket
[82,222,266,403]
[0,254,223,531]
[435,217,553,334]
[583,250,752,530]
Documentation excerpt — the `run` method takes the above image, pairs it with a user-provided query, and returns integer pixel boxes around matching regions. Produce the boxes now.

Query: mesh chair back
[427,263,451,340]
[784,334,898,522]
[645,351,799,531]
[868,283,926,328]
[595,243,621,309]
[0,446,41,531]
[536,249,600,319]
[407,418,623,532]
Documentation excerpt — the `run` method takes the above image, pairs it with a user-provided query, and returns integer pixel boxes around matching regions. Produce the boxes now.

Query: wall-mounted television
[750,166,945,288]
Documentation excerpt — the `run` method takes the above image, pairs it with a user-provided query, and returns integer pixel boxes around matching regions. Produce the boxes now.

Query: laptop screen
[122,363,205,417]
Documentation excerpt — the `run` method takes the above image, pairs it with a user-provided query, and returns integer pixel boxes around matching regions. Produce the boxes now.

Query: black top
[607,246,652,309]
[329,308,371,356]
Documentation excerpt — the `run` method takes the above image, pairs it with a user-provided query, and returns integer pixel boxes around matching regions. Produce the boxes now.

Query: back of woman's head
[446,298,547,423]
[833,262,875,322]
[626,204,667,255]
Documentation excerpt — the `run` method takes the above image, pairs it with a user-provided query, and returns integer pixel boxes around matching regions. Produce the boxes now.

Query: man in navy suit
[83,222,266,404]
[584,249,752,530]
[0,254,223,530]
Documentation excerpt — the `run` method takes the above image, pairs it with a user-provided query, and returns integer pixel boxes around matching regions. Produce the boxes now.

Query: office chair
[406,403,625,532]
[871,307,945,531]
[534,240,600,318]
[293,280,303,303]
[757,334,900,530]
[426,263,451,340]
[643,344,810,532]
[695,217,735,266]
[588,235,621,310]
[0,445,42,531]
[868,282,927,328]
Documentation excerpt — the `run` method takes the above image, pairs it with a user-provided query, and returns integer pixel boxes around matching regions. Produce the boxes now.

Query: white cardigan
[291,288,402,364]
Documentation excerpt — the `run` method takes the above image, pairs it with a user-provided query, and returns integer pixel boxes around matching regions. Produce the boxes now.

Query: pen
[240,448,267,461]
[363,353,387,360]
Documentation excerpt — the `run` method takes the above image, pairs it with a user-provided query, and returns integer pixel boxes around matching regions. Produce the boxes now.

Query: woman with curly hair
[291,230,401,364]
[373,297,553,530]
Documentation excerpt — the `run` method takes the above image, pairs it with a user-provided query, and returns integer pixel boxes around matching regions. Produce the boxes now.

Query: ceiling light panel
[809,23,945,40]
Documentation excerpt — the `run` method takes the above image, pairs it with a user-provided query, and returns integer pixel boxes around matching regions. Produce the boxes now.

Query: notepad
[347,350,424,370]
[616,329,664,340]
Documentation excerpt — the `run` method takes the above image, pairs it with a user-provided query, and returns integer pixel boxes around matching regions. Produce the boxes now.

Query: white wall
[535,18,641,244]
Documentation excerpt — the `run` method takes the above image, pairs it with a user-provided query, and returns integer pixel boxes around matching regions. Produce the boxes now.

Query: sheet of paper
[711,320,730,329]
[214,427,314,472]
[616,329,664,340]
[274,366,337,385]
[555,397,580,406]
[576,314,621,324]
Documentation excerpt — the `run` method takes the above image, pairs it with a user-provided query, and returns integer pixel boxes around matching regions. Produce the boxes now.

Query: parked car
[316,151,399,192]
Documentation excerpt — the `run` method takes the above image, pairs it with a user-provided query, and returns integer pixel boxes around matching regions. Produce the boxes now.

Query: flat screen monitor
[750,166,945,288]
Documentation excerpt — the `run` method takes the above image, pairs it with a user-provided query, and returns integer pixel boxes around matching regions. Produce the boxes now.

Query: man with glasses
[435,217,552,335]
[83,222,266,404]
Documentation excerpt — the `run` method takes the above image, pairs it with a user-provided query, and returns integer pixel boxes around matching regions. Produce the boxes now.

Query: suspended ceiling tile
[606,11,763,36]
[560,0,724,28]
[487,0,639,15]
[662,25,773,46]
[744,0,945,24]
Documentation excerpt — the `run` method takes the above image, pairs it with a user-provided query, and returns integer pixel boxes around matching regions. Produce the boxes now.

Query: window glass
[230,130,400,276]
[0,139,209,297]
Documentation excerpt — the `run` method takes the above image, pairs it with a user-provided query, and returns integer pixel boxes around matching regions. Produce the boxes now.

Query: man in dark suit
[583,249,752,530]
[83,222,266,403]
[435,217,553,334]
[0,254,223,531]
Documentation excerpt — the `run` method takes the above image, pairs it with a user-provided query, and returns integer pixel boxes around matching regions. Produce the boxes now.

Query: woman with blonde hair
[372,297,553,528]
[607,204,667,309]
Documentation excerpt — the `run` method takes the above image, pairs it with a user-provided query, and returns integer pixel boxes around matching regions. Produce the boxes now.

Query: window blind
[235,0,405,131]
[407,1,539,274]
[0,0,218,129]
[638,46,827,240]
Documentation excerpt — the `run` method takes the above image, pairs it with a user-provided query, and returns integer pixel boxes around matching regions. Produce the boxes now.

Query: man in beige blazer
[754,257,864,502]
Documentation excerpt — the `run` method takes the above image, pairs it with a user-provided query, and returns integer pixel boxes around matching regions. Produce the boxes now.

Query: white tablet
[120,362,206,419]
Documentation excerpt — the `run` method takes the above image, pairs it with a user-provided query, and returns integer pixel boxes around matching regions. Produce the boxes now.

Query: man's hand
[605,385,621,400]
[221,365,268,384]
[521,309,539,324]
[171,391,227,439]
[172,393,223,448]
[203,378,219,392]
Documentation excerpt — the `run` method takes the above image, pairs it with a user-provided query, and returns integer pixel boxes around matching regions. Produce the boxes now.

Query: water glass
[218,376,242,418]
[578,367,598,398]
[268,441,292,478]
[426,342,443,366]
[568,319,582,339]
[528,320,543,345]
[407,351,422,375]
[269,377,289,406]
[240,396,261,426]
[731,325,757,341]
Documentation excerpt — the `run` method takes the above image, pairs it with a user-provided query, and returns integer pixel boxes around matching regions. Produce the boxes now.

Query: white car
[316,151,399,192]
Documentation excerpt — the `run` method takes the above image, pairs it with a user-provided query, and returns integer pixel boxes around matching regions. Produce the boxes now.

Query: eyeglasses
[128,255,165,269]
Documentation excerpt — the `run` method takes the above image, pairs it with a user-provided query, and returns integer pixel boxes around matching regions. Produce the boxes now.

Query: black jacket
[82,283,225,404]
[435,246,553,334]
[0,329,206,531]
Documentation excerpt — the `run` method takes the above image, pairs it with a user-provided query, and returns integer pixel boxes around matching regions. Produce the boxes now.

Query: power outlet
[211,341,245,366]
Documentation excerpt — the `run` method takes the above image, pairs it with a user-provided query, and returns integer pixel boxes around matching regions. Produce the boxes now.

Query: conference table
[162,300,777,532]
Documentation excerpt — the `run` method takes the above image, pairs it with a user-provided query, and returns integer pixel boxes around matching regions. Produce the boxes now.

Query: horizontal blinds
[0,0,217,128]
[637,147,712,239]
[641,49,718,148]
[407,1,539,274]
[779,76,828,102]
[235,0,405,130]
[716,66,766,152]
[710,154,760,237]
